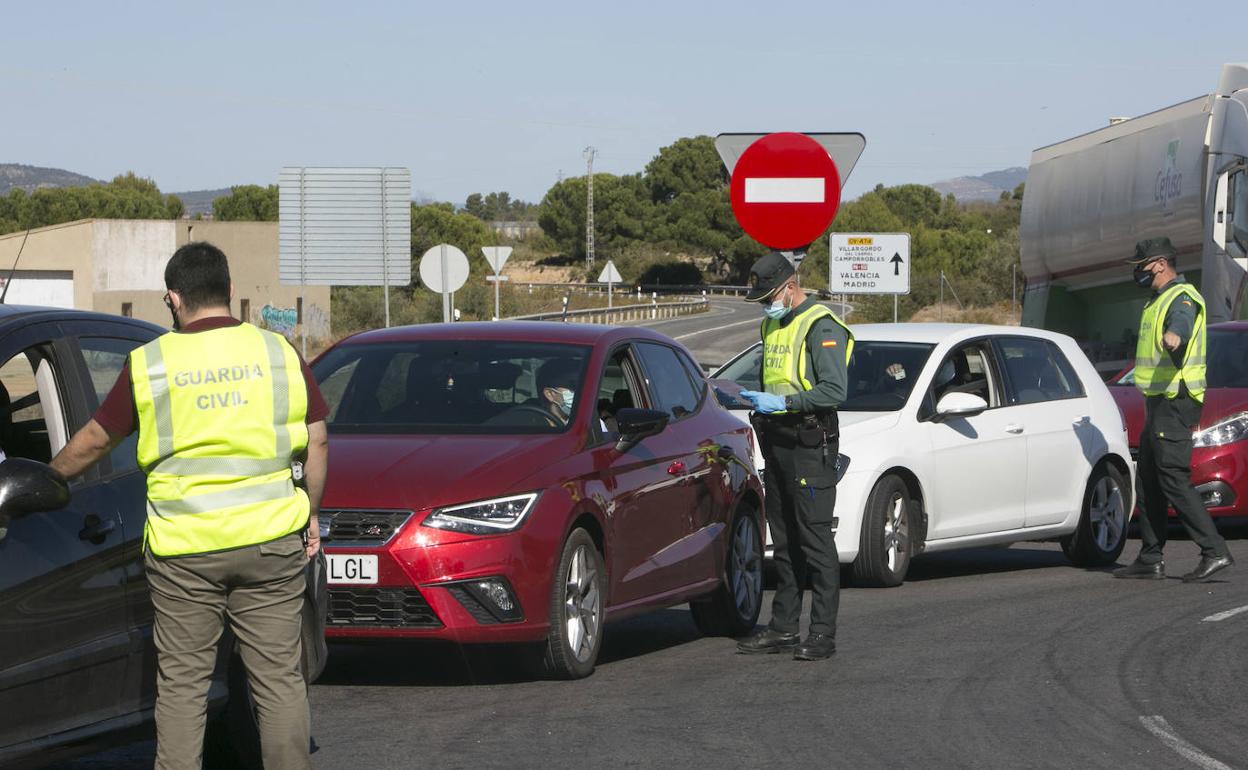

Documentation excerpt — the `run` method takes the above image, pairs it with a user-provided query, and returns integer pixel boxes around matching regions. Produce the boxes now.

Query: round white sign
[419,244,470,294]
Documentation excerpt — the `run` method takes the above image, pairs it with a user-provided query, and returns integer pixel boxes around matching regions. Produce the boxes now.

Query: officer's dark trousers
[1136,394,1228,563]
[761,433,840,637]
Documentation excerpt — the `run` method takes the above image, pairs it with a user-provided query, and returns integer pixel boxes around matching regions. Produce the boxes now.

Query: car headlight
[836,454,850,483]
[423,493,539,535]
[1193,412,1248,448]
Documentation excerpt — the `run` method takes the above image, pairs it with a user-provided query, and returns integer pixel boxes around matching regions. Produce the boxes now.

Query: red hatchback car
[311,322,764,678]
[1108,321,1248,520]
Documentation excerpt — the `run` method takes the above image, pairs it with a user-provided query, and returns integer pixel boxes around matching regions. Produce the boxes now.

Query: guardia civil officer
[1114,237,1233,582]
[51,242,329,769]
[736,252,850,660]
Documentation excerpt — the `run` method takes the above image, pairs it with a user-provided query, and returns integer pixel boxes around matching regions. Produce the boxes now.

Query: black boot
[1181,554,1234,583]
[736,628,800,654]
[794,632,836,661]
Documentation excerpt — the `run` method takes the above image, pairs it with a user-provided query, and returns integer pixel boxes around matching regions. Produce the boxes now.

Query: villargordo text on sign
[172,364,264,410]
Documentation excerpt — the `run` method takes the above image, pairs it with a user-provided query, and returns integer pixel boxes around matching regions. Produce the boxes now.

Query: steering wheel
[490,404,563,428]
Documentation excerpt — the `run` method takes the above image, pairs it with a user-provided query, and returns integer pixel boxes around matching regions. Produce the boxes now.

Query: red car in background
[1108,321,1248,520]
[311,322,764,679]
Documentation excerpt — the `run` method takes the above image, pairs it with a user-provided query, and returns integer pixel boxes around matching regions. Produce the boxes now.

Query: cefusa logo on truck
[1155,139,1182,208]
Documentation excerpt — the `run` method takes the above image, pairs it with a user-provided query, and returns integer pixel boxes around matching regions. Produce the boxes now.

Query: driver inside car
[536,359,581,426]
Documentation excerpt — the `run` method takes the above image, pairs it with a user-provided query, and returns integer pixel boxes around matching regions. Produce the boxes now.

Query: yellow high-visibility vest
[760,303,854,414]
[131,323,310,556]
[1135,281,1207,402]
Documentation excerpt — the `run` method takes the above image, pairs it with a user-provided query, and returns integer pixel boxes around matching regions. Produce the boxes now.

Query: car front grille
[328,587,442,628]
[321,510,412,546]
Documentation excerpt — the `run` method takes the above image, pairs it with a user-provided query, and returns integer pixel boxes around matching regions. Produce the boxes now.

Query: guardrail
[509,296,709,324]
[518,282,750,297]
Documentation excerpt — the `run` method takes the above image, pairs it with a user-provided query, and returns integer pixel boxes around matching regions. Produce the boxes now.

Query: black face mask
[1132,265,1155,289]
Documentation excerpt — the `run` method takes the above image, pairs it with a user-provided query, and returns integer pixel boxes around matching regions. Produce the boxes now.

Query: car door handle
[79,515,116,544]
[1005,424,1025,434]
[667,461,686,475]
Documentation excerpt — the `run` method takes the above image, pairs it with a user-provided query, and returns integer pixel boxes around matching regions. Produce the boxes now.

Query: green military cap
[745,251,796,302]
[1124,237,1178,265]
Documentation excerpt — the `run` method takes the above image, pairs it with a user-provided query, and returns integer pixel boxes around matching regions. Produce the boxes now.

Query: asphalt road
[60,535,1248,769]
[627,296,852,370]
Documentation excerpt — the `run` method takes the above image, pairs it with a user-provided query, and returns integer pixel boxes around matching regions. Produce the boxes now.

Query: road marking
[1139,716,1234,770]
[674,317,760,340]
[744,177,824,203]
[1202,604,1248,622]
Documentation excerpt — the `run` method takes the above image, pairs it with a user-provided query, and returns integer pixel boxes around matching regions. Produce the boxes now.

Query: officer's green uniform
[1133,277,1229,564]
[754,296,851,638]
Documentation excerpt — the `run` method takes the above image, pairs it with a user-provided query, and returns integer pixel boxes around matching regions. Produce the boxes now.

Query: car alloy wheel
[1088,475,1126,552]
[883,493,909,573]
[730,513,763,621]
[563,543,601,663]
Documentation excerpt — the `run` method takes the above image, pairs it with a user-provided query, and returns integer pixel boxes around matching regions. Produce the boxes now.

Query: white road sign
[419,245,470,293]
[829,233,910,294]
[481,246,512,274]
[597,261,623,284]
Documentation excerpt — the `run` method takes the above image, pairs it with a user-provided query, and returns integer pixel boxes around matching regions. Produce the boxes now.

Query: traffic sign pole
[440,245,451,323]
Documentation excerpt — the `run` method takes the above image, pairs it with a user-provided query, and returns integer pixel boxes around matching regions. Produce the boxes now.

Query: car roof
[0,304,164,333]
[334,321,680,349]
[850,323,1072,345]
[1211,321,1248,332]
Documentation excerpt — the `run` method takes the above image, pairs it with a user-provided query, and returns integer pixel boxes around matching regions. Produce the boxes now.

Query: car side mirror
[0,458,71,518]
[934,392,988,420]
[614,408,669,452]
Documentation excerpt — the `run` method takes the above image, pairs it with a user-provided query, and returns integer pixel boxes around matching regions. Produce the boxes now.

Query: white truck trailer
[1020,63,1248,374]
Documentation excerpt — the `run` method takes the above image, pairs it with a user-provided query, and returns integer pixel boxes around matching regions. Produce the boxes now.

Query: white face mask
[762,286,790,319]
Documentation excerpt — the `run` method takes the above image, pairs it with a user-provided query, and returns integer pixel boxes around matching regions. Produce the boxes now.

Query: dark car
[0,305,327,769]
[312,322,765,678]
[1108,321,1248,521]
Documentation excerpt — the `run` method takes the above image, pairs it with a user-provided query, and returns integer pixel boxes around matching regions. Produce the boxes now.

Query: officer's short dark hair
[165,242,231,312]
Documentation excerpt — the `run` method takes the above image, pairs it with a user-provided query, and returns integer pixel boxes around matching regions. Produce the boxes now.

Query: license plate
[326,554,378,585]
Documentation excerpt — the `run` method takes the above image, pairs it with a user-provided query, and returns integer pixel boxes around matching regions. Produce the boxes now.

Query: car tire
[542,528,605,679]
[852,474,913,588]
[690,506,764,637]
[1061,463,1129,567]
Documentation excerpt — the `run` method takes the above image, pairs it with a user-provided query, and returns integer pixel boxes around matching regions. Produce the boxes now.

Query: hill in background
[171,188,233,217]
[0,163,99,193]
[930,166,1027,202]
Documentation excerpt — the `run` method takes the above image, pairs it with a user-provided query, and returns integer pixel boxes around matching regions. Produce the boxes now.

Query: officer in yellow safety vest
[51,242,329,769]
[736,252,851,661]
[1114,237,1233,583]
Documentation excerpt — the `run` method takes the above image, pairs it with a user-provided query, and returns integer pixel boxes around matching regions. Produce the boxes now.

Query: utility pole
[583,146,597,270]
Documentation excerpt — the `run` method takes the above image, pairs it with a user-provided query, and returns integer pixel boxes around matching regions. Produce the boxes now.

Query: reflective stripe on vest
[1134,282,1207,402]
[760,304,854,413]
[132,323,310,556]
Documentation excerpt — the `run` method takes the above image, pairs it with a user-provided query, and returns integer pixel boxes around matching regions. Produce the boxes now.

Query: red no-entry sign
[728,132,842,250]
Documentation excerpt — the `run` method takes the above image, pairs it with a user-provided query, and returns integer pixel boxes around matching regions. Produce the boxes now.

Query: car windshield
[313,340,591,434]
[714,340,935,412]
[1114,329,1248,388]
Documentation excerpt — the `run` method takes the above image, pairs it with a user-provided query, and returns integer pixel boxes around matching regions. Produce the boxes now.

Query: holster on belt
[751,411,838,447]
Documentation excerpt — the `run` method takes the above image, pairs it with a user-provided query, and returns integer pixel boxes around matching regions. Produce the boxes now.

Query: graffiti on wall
[260,305,298,337]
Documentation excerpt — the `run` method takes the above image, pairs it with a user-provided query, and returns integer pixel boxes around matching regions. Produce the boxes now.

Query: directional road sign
[724,133,849,250]
[829,233,910,294]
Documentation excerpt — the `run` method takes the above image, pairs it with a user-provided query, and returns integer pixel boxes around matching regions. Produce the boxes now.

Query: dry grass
[906,301,1020,326]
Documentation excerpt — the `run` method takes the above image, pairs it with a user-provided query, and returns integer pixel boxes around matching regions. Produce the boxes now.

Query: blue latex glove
[739,389,786,414]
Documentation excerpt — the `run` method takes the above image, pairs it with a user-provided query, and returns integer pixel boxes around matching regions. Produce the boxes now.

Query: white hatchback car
[711,323,1134,587]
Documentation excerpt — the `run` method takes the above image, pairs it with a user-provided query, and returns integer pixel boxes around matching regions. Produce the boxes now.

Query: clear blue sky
[2,0,1239,204]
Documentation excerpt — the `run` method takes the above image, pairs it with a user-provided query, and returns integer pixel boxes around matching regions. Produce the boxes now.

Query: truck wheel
[543,528,605,679]
[690,507,764,637]
[852,475,913,588]
[1061,463,1128,567]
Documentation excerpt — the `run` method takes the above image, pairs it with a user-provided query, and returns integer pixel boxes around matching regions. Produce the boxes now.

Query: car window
[313,340,590,434]
[714,344,762,391]
[596,348,642,434]
[634,342,699,420]
[997,337,1085,405]
[1208,329,1248,387]
[928,342,999,410]
[0,346,66,464]
[79,337,147,474]
[843,342,935,412]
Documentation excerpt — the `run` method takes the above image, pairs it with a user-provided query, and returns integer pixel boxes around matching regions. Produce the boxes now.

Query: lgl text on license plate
[327,554,378,585]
